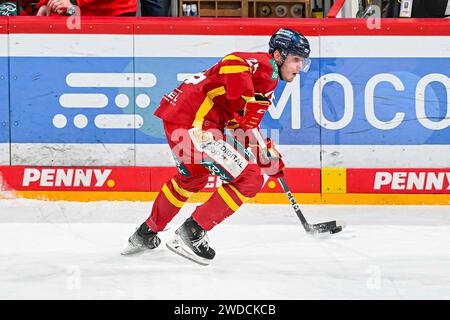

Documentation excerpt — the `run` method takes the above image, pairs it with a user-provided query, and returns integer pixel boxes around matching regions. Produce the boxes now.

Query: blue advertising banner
[134,57,218,144]
[9,57,136,144]
[2,19,449,167]
[8,56,450,146]
[318,58,450,146]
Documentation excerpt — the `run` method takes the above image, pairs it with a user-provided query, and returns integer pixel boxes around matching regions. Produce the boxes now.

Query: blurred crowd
[358,0,450,18]
[0,0,449,18]
[0,0,171,17]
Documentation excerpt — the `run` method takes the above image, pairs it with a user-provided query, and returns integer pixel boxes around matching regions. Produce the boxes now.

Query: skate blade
[121,244,148,256]
[166,236,211,266]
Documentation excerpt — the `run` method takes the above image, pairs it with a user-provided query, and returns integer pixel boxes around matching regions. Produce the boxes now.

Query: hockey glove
[253,138,285,178]
[233,94,271,130]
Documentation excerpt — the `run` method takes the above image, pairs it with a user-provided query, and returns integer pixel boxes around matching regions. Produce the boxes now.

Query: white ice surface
[0,198,449,300]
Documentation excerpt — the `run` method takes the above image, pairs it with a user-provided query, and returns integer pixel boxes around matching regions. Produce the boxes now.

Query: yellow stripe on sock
[227,184,250,203]
[171,179,193,198]
[162,184,186,208]
[217,186,240,212]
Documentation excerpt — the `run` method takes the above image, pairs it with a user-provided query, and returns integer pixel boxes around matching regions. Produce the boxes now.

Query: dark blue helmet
[269,28,311,72]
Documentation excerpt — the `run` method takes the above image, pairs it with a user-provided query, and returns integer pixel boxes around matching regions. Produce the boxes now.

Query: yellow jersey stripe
[227,184,250,203]
[192,97,214,128]
[207,86,226,99]
[222,55,245,62]
[192,86,226,128]
[219,66,251,74]
[162,184,186,208]
[218,186,240,212]
[171,179,193,198]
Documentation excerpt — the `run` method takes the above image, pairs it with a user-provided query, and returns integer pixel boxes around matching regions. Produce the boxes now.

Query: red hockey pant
[146,122,264,232]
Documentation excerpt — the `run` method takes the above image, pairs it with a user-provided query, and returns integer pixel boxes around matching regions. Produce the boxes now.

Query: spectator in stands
[410,0,449,18]
[140,0,170,16]
[381,0,449,18]
[0,0,35,15]
[0,1,17,15]
[19,0,36,15]
[36,0,137,16]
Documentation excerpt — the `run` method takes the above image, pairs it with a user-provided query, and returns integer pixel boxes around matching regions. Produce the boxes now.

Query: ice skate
[166,217,215,266]
[121,222,161,255]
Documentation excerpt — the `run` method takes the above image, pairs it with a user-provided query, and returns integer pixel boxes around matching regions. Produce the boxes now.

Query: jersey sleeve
[219,55,255,111]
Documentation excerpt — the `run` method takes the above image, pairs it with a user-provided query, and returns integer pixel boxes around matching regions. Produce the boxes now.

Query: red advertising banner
[348,168,450,194]
[0,166,151,192]
[0,166,320,193]
[0,17,6,34]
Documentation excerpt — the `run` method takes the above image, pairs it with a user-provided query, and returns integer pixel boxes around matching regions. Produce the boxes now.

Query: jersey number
[185,72,206,85]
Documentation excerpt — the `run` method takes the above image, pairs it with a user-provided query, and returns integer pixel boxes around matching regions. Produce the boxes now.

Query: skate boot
[121,222,161,255]
[166,217,215,266]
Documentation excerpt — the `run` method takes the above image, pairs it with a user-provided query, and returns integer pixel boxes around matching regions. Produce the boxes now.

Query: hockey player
[123,28,311,265]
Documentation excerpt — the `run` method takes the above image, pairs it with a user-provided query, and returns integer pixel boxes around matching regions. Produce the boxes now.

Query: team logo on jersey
[269,59,278,80]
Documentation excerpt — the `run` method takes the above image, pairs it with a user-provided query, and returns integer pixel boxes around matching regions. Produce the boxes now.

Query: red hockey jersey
[154,52,279,130]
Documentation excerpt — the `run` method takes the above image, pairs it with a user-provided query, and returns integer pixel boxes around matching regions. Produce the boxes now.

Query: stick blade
[331,220,346,234]
[310,220,346,234]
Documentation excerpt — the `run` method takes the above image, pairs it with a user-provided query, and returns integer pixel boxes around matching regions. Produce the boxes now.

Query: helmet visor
[300,57,311,73]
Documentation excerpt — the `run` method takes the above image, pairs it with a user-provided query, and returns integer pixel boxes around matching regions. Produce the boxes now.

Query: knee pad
[231,165,264,198]
[175,174,209,193]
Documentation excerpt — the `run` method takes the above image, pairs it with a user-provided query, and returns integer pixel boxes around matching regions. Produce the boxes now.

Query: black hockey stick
[251,128,344,235]
[277,177,344,234]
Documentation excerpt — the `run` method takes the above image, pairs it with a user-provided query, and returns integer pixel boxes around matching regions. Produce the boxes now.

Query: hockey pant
[145,121,264,232]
